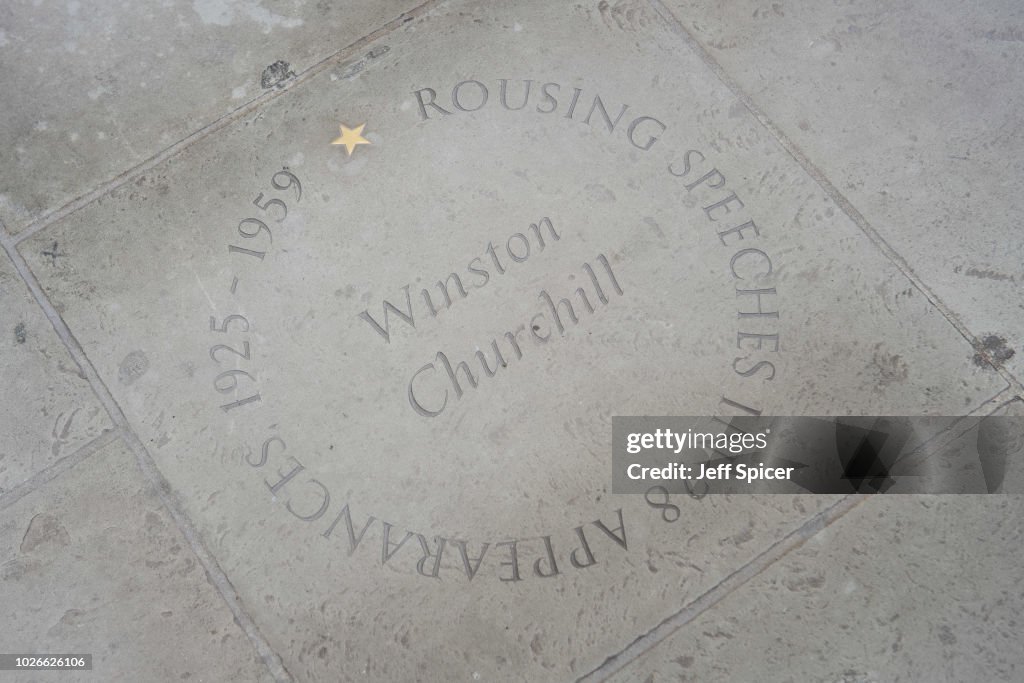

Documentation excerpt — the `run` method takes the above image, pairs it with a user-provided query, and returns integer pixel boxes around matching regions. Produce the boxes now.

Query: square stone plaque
[12,1,1008,680]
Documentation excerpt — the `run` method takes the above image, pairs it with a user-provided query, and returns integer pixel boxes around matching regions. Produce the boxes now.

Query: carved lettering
[361,218,560,344]
[569,526,597,569]
[533,535,560,578]
[498,78,533,111]
[592,508,628,551]
[452,79,489,112]
[381,522,414,565]
[286,479,330,522]
[415,535,447,578]
[411,79,667,151]
[265,458,304,495]
[496,540,523,582]
[321,504,376,556]
[359,285,415,344]
[410,254,625,416]
[452,540,490,581]
[413,87,453,120]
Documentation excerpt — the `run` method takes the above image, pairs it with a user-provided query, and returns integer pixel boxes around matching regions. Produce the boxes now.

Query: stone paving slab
[656,0,1024,380]
[5,0,1014,680]
[0,436,272,682]
[0,254,111,496]
[0,0,427,233]
[607,495,1024,683]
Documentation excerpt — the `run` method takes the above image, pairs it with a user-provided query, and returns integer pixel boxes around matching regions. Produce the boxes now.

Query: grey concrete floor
[0,0,1022,681]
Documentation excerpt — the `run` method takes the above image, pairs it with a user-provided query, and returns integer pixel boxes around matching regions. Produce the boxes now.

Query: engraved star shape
[331,123,372,156]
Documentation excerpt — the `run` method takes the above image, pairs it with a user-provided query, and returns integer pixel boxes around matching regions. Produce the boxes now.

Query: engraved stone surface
[1,0,1020,681]
[657,0,1024,379]
[0,437,272,682]
[9,1,1009,680]
[608,496,1024,683]
[0,256,111,494]
[0,0,426,233]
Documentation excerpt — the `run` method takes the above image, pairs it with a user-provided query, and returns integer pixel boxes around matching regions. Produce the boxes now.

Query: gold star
[331,123,371,156]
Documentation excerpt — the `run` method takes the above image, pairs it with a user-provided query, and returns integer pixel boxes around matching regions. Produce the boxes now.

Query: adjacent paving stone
[0,0,426,233]
[0,437,272,682]
[0,254,110,495]
[13,0,1008,679]
[657,0,1024,379]
[609,496,1024,683]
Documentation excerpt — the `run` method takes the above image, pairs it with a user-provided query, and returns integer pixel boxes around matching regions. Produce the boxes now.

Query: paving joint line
[646,0,1024,397]
[0,428,120,513]
[576,494,868,682]
[11,0,445,247]
[970,387,1022,417]
[0,234,293,682]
